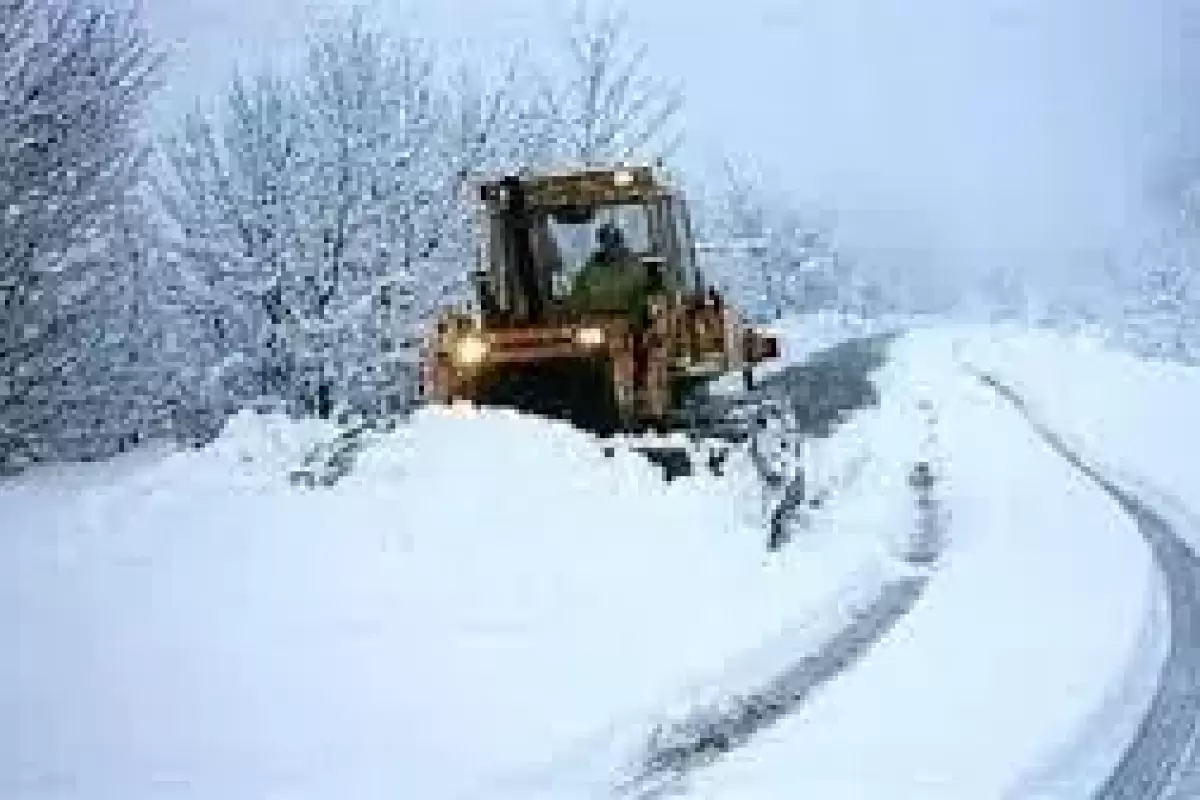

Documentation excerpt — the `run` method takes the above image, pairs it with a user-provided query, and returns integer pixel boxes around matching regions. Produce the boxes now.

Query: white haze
[147,0,1178,295]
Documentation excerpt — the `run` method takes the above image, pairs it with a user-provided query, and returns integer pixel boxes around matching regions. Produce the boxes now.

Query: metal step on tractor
[419,164,780,440]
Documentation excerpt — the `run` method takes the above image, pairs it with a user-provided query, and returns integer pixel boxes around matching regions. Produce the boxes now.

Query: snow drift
[3,386,910,799]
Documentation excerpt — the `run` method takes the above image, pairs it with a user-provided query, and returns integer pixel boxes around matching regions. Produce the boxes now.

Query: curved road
[977,373,1200,799]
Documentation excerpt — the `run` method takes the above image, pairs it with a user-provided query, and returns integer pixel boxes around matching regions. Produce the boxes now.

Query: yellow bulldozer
[419,165,779,434]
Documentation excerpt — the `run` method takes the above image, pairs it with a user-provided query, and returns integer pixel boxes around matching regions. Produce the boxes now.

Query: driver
[569,222,648,316]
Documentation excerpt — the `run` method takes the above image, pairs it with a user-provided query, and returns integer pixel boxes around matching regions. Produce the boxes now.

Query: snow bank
[154,410,344,492]
[687,329,1154,799]
[1,396,907,799]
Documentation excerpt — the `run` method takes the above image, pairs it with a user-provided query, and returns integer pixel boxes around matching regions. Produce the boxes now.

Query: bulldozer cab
[472,166,700,325]
[422,164,780,432]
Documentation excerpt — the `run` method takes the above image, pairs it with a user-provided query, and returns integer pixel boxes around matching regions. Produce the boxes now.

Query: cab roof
[476,165,674,213]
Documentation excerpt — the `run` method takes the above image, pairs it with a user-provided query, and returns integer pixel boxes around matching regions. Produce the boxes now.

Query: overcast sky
[145,0,1184,281]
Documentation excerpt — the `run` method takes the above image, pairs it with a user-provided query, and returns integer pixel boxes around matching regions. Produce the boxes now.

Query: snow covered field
[2,323,1175,799]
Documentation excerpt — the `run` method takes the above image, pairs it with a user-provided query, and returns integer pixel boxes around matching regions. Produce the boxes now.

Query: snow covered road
[687,331,1154,799]
[956,327,1200,797]
[979,372,1200,799]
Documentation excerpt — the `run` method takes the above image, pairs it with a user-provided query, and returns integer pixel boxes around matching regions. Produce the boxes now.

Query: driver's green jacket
[568,254,649,317]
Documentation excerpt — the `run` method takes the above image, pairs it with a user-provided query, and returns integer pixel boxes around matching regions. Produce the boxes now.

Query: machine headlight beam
[453,335,489,366]
[575,326,606,347]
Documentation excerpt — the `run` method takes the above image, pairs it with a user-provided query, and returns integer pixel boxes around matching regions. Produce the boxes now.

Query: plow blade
[469,355,623,434]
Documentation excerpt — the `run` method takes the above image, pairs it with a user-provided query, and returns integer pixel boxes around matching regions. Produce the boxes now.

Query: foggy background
[146,0,1183,288]
[8,0,1183,465]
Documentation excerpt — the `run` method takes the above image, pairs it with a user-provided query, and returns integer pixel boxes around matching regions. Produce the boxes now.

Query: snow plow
[419,165,779,434]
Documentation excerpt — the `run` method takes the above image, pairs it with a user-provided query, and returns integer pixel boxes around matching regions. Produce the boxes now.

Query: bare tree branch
[549,0,683,165]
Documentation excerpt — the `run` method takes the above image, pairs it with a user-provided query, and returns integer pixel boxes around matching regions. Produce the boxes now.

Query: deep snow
[1,321,1169,799]
[2,380,912,798]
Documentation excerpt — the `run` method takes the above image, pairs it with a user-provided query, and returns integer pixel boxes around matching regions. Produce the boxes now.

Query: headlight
[575,326,606,347]
[453,335,489,366]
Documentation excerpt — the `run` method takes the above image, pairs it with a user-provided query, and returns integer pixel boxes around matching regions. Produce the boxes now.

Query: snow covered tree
[0,0,163,469]
[55,197,219,455]
[291,13,460,417]
[153,72,310,416]
[541,0,684,166]
[155,10,519,422]
[1118,218,1200,362]
[1130,260,1197,361]
[696,156,855,321]
[442,55,537,177]
[973,265,1031,323]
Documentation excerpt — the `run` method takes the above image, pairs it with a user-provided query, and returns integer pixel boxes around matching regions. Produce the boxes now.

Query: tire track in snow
[976,372,1200,800]
[617,579,931,799]
[615,336,944,798]
[617,462,943,798]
